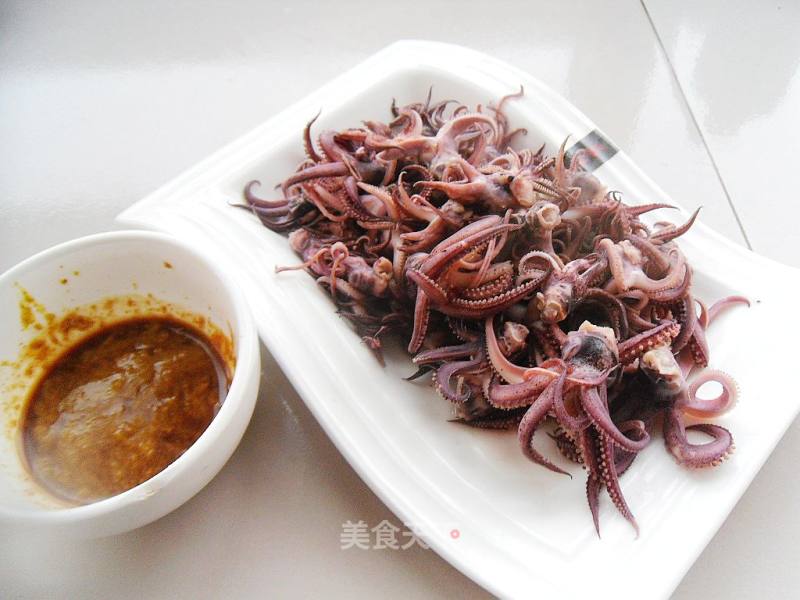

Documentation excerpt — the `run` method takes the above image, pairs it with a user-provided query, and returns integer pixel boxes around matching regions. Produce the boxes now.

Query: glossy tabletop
[2,1,799,598]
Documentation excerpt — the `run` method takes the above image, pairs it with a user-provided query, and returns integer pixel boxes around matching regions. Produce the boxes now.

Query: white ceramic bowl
[0,230,260,538]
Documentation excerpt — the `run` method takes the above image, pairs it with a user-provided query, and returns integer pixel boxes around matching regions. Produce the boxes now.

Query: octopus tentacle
[518,250,562,276]
[626,202,676,217]
[650,207,701,243]
[413,341,481,365]
[341,177,394,227]
[421,223,521,278]
[487,373,555,409]
[460,271,513,300]
[647,263,692,304]
[453,408,526,430]
[302,185,348,223]
[485,315,558,386]
[407,289,431,353]
[687,323,710,367]
[577,429,602,535]
[518,371,571,476]
[442,275,546,319]
[553,386,591,431]
[581,387,649,452]
[282,161,350,192]
[706,295,751,326]
[407,270,449,305]
[626,234,671,277]
[680,369,738,417]
[618,320,680,365]
[663,407,734,468]
[434,349,486,403]
[244,180,291,210]
[671,293,697,353]
[598,430,640,536]
[550,427,582,464]
[303,111,323,163]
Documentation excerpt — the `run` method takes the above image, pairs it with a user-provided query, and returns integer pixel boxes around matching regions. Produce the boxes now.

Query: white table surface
[2,1,799,598]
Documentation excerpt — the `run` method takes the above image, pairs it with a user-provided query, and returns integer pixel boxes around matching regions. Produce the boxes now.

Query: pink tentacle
[581,387,649,452]
[517,372,571,476]
[679,369,738,417]
[707,295,750,326]
[664,407,734,468]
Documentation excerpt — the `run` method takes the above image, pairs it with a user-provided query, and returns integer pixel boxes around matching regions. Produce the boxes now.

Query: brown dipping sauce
[20,316,230,505]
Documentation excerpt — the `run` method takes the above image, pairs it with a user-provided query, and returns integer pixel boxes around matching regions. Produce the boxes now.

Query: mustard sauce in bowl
[21,316,231,505]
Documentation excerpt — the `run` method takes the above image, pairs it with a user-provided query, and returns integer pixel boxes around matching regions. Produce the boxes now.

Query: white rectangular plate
[118,41,800,599]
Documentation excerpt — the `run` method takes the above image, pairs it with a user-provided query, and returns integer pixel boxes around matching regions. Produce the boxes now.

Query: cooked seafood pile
[238,90,747,535]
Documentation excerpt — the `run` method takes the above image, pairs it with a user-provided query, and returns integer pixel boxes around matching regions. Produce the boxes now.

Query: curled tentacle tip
[590,517,601,539]
[683,369,739,417]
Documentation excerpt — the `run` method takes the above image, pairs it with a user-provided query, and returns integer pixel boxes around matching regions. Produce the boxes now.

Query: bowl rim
[0,229,259,523]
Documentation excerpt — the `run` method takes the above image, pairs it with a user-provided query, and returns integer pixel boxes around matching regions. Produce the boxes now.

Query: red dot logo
[450,529,460,539]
